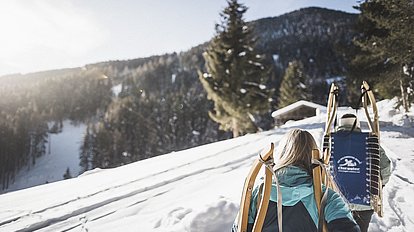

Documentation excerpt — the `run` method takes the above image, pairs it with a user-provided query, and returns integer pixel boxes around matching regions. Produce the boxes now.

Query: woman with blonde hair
[235,129,360,232]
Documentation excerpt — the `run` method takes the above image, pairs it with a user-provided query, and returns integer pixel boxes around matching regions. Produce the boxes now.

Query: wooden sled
[323,81,383,217]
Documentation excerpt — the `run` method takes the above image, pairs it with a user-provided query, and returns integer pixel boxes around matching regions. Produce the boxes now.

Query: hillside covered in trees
[76,7,361,171]
[0,68,112,189]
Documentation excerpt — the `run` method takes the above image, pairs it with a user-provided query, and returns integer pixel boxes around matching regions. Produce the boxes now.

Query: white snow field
[0,99,413,232]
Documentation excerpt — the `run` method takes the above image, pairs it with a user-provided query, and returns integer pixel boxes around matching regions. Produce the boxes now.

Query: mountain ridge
[0,7,357,81]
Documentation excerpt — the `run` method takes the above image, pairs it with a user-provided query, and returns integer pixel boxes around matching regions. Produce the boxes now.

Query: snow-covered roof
[271,100,326,118]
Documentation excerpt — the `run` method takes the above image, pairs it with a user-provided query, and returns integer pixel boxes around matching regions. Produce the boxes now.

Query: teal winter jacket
[241,166,360,232]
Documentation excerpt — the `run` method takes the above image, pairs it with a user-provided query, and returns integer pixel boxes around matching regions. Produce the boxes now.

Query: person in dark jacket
[232,129,360,232]
[336,114,391,232]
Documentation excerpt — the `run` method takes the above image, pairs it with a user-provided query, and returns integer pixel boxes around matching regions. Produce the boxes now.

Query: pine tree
[351,0,414,111]
[199,0,273,137]
[63,167,72,179]
[79,125,94,173]
[278,61,310,108]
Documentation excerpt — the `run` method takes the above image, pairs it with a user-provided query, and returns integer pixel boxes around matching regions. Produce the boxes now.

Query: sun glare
[0,1,106,75]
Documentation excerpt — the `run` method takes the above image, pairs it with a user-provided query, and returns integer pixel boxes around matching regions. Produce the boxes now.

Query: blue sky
[0,0,359,76]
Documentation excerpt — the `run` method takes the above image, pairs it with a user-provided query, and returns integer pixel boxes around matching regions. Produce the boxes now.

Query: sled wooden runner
[361,81,383,217]
[324,83,339,136]
[312,149,328,232]
[312,150,323,215]
[322,83,339,184]
[237,143,274,232]
[361,81,380,139]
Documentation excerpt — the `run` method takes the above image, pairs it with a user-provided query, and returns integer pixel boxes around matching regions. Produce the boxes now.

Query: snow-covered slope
[1,121,86,194]
[0,99,413,232]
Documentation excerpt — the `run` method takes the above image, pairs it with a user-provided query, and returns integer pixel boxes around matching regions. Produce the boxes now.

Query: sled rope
[252,154,277,232]
[252,157,273,232]
[312,157,340,191]
[260,158,283,232]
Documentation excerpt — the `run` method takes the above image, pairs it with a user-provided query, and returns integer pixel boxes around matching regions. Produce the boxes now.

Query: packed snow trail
[0,100,413,231]
[369,130,414,232]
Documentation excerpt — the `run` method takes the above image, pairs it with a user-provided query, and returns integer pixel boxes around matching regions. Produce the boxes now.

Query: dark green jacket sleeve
[379,146,391,185]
